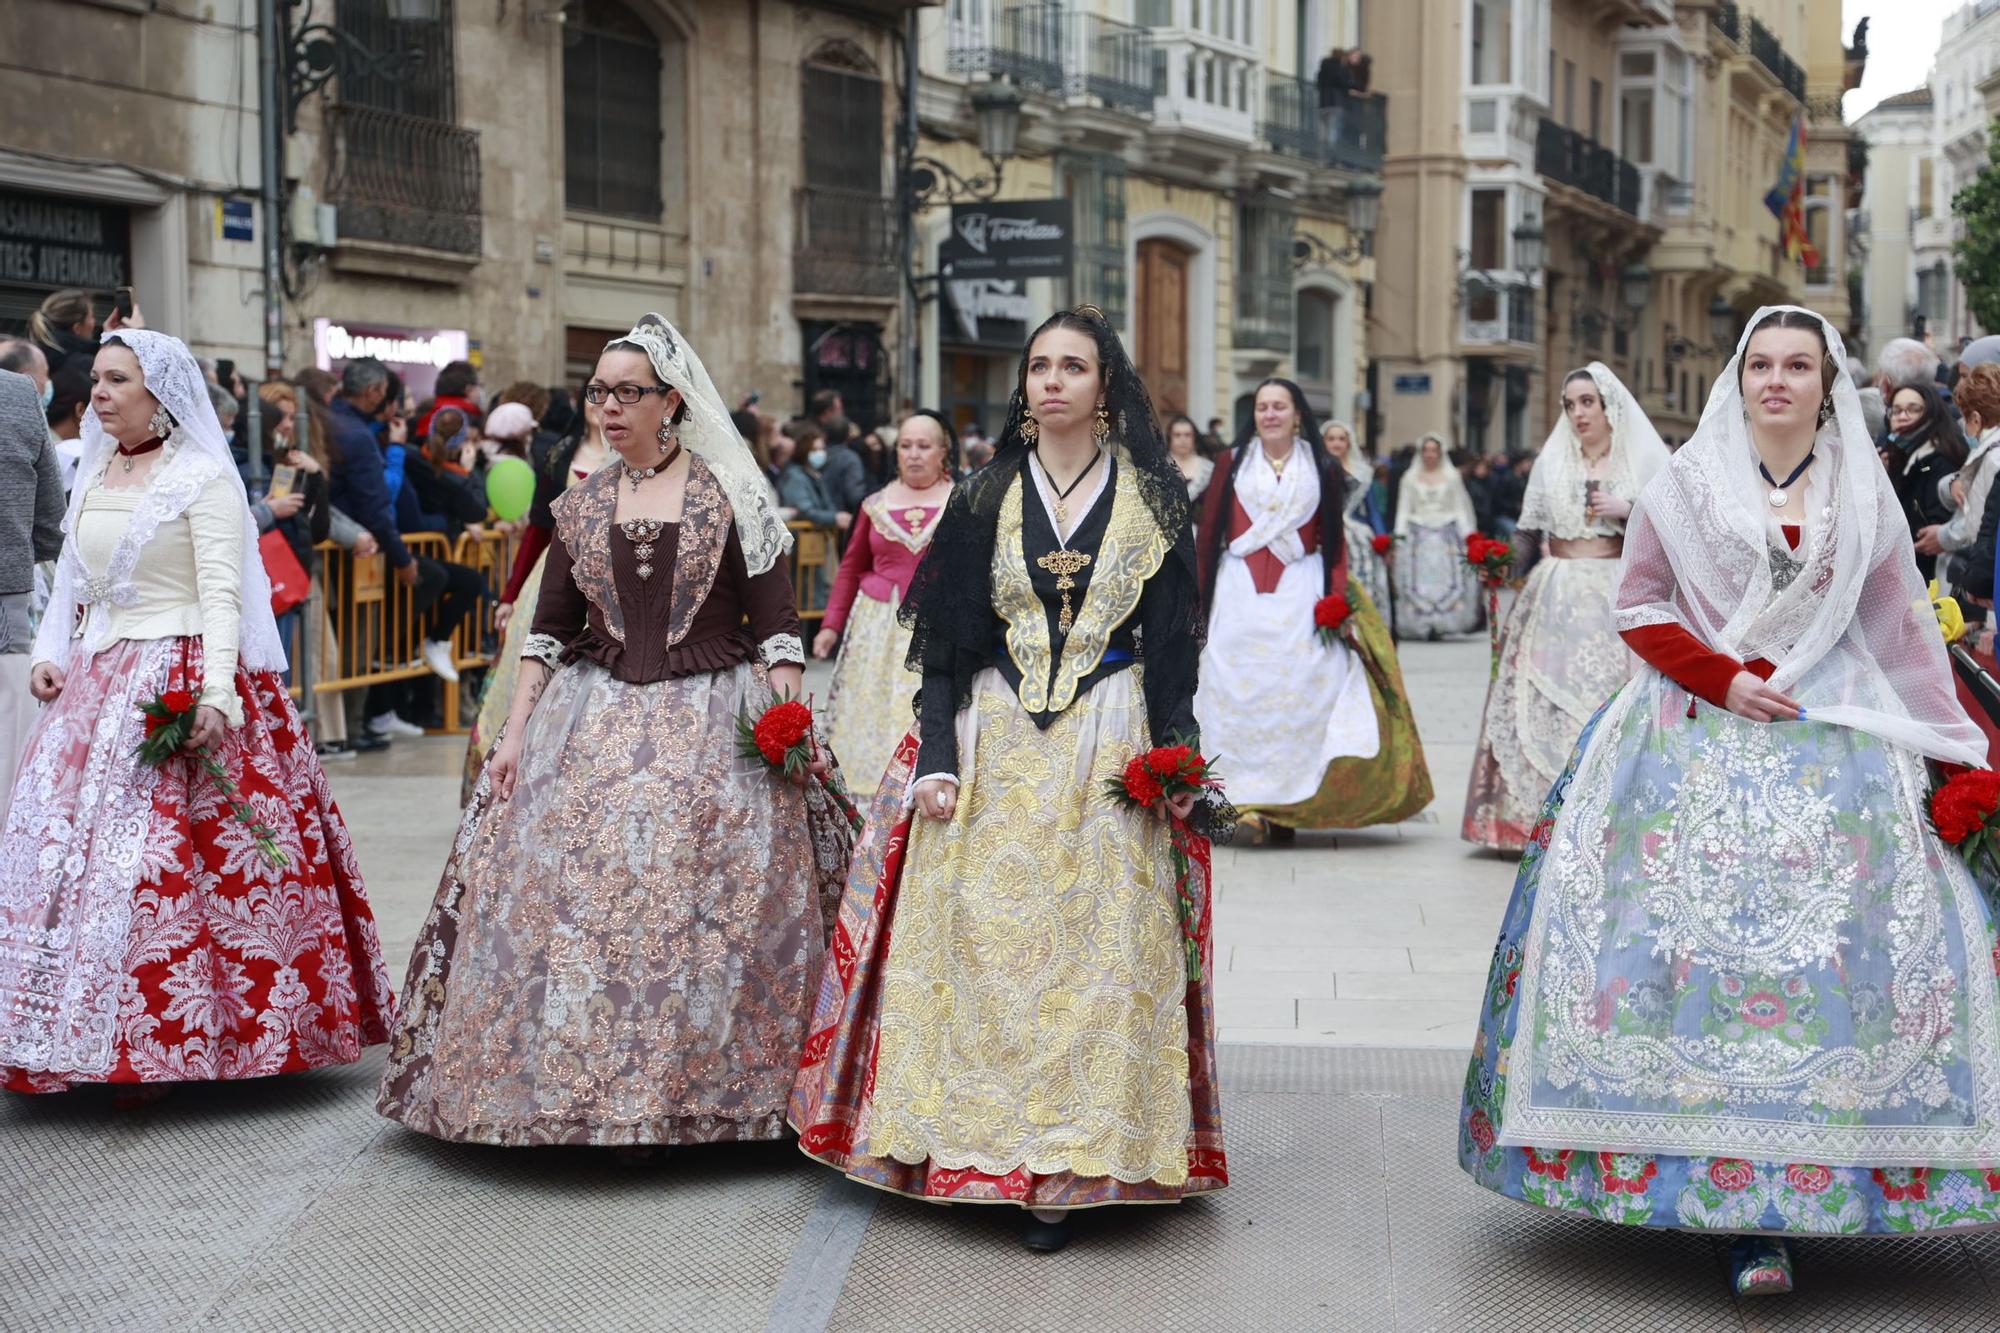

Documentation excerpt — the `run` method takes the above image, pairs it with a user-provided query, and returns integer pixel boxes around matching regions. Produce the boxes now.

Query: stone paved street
[8,635,2000,1331]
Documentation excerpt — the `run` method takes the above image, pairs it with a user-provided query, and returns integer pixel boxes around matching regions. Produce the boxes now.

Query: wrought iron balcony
[326,103,481,256]
[1463,281,1536,348]
[1535,119,1641,217]
[1140,0,1261,145]
[1714,0,1741,45]
[793,186,898,300]
[1749,19,1806,102]
[1262,78,1387,173]
[1068,11,1152,114]
[1236,267,1295,352]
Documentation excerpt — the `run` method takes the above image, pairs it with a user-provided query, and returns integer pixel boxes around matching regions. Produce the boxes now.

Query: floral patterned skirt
[825,591,917,801]
[1460,688,2000,1235]
[1393,519,1481,638]
[0,636,394,1093]
[378,660,852,1146]
[790,670,1227,1209]
[1462,557,1631,852]
[1346,516,1392,623]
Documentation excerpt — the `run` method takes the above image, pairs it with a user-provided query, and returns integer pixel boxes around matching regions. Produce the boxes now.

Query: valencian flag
[1764,111,1820,268]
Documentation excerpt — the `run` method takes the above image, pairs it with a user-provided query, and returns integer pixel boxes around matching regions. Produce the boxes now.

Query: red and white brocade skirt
[0,636,394,1092]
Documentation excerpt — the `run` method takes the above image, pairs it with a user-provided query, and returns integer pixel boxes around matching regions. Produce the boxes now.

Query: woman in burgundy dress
[377,314,852,1147]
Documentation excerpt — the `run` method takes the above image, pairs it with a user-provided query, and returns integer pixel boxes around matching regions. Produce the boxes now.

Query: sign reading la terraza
[0,188,131,291]
[945,199,1073,280]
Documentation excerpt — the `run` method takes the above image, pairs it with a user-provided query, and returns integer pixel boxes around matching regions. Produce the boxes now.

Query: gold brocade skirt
[865,667,1196,1190]
[825,591,917,797]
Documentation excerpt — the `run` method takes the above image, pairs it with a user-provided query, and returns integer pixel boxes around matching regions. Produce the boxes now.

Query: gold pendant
[1035,547,1092,637]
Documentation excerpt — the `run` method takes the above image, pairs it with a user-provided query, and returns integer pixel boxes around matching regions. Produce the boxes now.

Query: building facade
[1856,87,1937,362]
[912,1,1384,443]
[1913,0,2000,352]
[1373,0,1863,456]
[0,0,924,422]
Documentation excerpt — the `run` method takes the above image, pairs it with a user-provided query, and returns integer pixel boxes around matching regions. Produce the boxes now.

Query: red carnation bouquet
[134,689,289,868]
[1371,533,1394,556]
[1313,592,1351,647]
[1464,532,1515,679]
[734,690,864,832]
[1105,738,1224,981]
[1931,766,2000,881]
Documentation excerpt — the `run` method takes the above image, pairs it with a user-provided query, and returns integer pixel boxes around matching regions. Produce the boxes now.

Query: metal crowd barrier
[289,527,515,735]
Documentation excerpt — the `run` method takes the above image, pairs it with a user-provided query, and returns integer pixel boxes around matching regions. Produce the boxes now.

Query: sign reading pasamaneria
[945,199,1073,280]
[0,188,131,290]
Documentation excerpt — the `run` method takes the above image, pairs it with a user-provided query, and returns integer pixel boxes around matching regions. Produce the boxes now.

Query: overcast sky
[1845,0,1957,117]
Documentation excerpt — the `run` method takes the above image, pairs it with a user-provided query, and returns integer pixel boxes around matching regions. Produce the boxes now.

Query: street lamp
[1619,264,1652,317]
[907,78,1025,208]
[1292,179,1383,267]
[1511,219,1546,279]
[970,78,1025,161]
[1665,296,1742,363]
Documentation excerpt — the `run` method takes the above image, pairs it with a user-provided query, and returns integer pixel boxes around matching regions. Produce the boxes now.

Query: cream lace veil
[34,329,286,674]
[1519,362,1669,540]
[607,314,791,576]
[1614,305,1984,766]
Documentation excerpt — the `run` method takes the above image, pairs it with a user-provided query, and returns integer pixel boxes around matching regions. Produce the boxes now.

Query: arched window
[565,0,663,219]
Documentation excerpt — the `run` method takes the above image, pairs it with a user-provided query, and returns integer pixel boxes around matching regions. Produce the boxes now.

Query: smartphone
[113,286,135,321]
[266,463,299,499]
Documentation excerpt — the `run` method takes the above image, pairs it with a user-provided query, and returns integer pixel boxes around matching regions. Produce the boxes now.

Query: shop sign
[0,188,130,290]
[312,318,470,398]
[942,276,1032,348]
[945,199,1073,280]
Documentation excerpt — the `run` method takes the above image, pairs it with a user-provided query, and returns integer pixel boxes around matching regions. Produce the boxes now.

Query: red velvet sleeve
[822,507,875,636]
[1620,623,1762,709]
[502,523,553,605]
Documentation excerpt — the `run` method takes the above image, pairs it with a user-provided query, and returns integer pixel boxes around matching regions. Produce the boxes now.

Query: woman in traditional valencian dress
[1323,418,1391,618]
[0,329,393,1094]
[1461,365,1668,852]
[1459,307,2000,1297]
[1393,433,1482,638]
[459,396,609,802]
[1194,380,1431,840]
[791,308,1230,1253]
[811,410,955,791]
[378,314,851,1147]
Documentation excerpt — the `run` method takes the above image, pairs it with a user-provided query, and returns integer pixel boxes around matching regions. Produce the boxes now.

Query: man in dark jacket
[0,368,68,824]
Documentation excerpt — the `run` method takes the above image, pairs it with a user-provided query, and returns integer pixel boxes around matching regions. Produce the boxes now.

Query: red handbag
[259,529,310,616]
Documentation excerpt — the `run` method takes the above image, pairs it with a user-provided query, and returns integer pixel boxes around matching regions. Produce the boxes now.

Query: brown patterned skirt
[377,660,850,1146]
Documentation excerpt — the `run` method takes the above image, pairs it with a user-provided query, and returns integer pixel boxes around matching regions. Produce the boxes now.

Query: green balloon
[485,456,536,522]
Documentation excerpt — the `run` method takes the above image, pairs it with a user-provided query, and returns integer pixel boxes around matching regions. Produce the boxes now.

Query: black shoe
[1021,1215,1071,1253]
[1268,822,1296,846]
[315,742,356,762]
[350,731,391,753]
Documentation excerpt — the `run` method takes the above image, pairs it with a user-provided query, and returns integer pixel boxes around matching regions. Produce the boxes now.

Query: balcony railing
[1535,119,1641,217]
[1749,19,1806,102]
[1714,0,1741,45]
[1141,0,1261,144]
[794,186,898,299]
[1068,11,1153,114]
[1263,78,1388,173]
[1236,267,1294,352]
[1263,74,1320,159]
[1327,89,1387,174]
[326,103,481,256]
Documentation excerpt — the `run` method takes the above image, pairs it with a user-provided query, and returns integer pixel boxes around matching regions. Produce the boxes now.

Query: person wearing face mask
[809,410,957,790]
[1458,307,2000,1297]
[1392,432,1483,638]
[1462,365,1668,853]
[1194,379,1432,841]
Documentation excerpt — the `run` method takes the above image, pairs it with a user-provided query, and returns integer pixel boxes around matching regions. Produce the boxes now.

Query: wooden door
[1135,239,1190,418]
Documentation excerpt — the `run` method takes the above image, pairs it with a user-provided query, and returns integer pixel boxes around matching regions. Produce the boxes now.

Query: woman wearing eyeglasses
[377,315,854,1149]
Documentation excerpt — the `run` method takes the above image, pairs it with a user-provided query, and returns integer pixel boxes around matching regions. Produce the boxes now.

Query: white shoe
[422,639,460,683]
[370,711,426,737]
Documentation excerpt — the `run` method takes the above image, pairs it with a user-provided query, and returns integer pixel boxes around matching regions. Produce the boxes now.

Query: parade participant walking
[1461,364,1667,852]
[458,393,608,802]
[1167,413,1214,499]
[378,314,851,1147]
[1393,433,1482,638]
[1459,308,2000,1297]
[1323,419,1390,616]
[0,329,393,1095]
[1193,381,1430,840]
[791,307,1230,1252]
[810,409,955,791]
